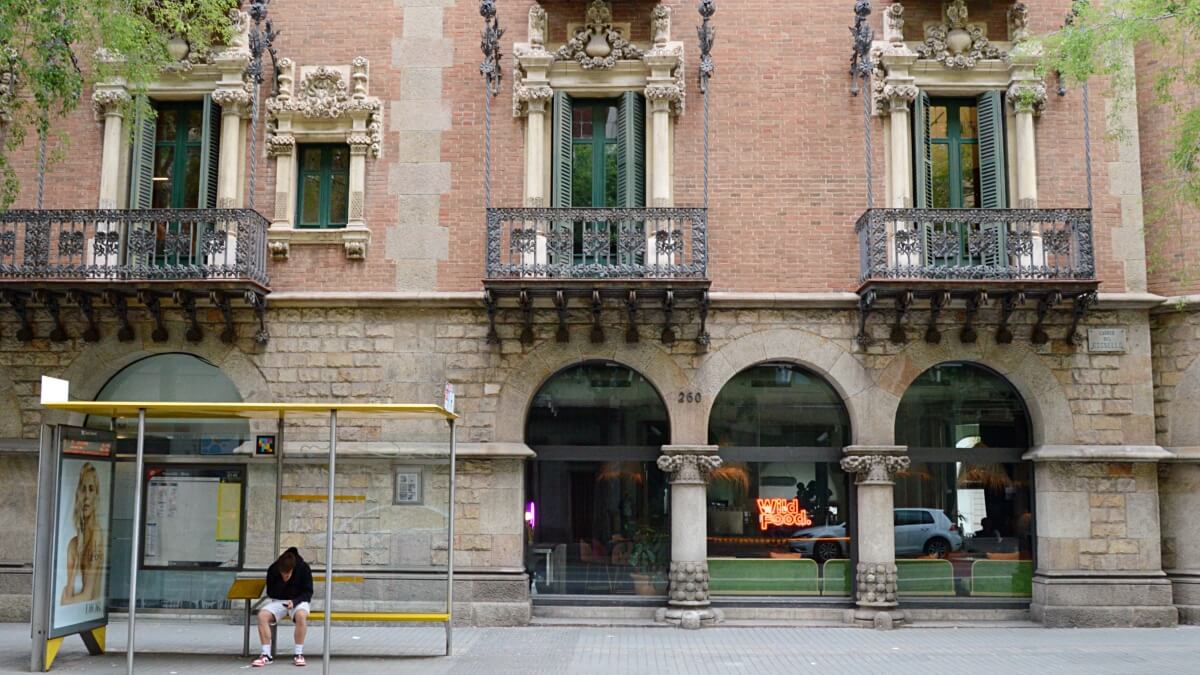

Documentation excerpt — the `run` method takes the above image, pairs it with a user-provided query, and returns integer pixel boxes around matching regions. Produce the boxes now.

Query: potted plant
[628,525,668,595]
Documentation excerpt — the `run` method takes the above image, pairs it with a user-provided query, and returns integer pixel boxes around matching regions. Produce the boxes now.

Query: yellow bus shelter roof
[41,400,457,420]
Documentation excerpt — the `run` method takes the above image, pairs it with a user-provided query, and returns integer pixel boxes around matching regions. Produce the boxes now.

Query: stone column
[644,49,681,208]
[93,89,129,209]
[840,445,909,629]
[515,51,553,208]
[213,99,248,209]
[878,48,917,208]
[655,445,722,629]
[1006,75,1045,208]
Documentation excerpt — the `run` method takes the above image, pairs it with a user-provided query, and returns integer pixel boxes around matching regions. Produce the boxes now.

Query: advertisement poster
[51,431,114,635]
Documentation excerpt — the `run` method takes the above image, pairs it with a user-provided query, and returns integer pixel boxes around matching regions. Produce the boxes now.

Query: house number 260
[678,392,703,403]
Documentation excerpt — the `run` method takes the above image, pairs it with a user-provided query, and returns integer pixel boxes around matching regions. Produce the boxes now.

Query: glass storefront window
[707,363,853,597]
[525,362,670,596]
[894,362,1034,599]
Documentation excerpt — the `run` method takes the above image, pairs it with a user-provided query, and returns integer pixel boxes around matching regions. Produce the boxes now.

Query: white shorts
[261,599,311,622]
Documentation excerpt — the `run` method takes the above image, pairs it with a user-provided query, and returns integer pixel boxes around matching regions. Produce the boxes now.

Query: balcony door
[913,91,1007,268]
[128,96,221,266]
[551,92,645,267]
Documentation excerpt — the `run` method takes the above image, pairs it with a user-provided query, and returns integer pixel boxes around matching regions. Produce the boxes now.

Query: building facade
[0,0,1197,629]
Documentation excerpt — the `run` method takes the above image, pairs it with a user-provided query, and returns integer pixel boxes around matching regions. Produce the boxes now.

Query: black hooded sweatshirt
[265,547,314,604]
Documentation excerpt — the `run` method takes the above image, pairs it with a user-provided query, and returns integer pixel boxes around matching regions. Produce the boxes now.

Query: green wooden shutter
[128,97,156,210]
[977,90,1007,267]
[551,92,573,208]
[199,94,221,209]
[912,91,933,209]
[616,91,645,208]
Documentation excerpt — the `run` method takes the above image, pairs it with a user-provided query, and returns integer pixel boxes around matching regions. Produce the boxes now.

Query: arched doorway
[706,362,852,596]
[524,361,670,596]
[89,353,250,611]
[894,361,1034,598]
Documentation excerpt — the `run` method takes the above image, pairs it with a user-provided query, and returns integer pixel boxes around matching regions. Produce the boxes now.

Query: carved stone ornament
[91,89,130,121]
[915,0,1006,70]
[656,453,722,485]
[555,0,644,70]
[651,4,671,47]
[269,239,290,260]
[267,58,383,158]
[512,72,553,117]
[266,134,295,157]
[211,85,253,116]
[344,239,367,261]
[856,562,899,604]
[1008,2,1030,43]
[528,3,548,48]
[885,3,905,44]
[668,561,710,605]
[840,453,910,484]
[1007,82,1047,115]
[645,41,687,116]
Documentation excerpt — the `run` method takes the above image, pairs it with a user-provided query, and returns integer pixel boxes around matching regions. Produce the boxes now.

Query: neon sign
[756,498,812,530]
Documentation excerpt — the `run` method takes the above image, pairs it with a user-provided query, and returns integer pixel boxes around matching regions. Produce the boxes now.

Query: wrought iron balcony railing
[0,209,270,288]
[856,208,1095,285]
[485,207,707,281]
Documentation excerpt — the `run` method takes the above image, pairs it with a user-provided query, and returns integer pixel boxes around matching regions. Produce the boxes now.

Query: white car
[788,508,964,563]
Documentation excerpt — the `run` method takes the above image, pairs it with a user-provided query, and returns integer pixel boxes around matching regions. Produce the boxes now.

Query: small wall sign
[394,468,423,505]
[1088,328,1127,353]
[255,435,276,456]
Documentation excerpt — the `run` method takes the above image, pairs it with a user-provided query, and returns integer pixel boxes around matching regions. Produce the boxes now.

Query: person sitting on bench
[252,547,313,667]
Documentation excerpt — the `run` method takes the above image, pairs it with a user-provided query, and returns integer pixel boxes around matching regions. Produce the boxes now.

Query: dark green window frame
[551,92,646,267]
[928,97,980,210]
[296,144,350,229]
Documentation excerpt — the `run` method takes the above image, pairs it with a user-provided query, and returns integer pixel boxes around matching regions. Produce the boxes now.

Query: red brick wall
[1136,38,1200,297]
[2,0,1137,294]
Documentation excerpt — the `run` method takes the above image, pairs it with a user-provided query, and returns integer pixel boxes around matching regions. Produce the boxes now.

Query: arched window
[706,362,852,596]
[894,362,1033,599]
[91,353,249,611]
[524,361,669,596]
[88,353,249,454]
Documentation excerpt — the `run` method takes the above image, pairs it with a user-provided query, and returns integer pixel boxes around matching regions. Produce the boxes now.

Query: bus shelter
[30,377,458,675]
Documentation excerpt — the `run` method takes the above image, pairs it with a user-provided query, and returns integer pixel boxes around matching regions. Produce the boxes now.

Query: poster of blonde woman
[52,439,114,632]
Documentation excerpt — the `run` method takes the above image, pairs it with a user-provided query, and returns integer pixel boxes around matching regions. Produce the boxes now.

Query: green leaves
[0,0,236,207]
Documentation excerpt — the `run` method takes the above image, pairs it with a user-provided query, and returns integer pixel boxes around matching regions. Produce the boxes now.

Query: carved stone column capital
[91,88,130,121]
[840,445,909,485]
[1007,82,1047,116]
[657,445,721,485]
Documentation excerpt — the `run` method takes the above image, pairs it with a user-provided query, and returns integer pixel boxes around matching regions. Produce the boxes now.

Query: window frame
[295,143,351,230]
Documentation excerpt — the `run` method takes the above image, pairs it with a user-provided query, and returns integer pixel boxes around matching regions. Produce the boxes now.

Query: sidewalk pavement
[1,620,1199,674]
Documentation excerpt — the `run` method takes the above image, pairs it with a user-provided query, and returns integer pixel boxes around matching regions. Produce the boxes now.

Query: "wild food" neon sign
[756,498,812,530]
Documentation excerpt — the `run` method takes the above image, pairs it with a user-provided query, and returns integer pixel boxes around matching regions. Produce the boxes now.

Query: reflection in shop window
[524,362,671,596]
[706,363,853,597]
[894,362,1034,599]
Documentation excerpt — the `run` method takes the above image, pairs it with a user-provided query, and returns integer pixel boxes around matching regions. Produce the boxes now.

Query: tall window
[913,91,1008,266]
[894,362,1034,600]
[128,97,221,266]
[296,144,350,229]
[707,363,853,598]
[551,92,645,265]
[525,361,669,596]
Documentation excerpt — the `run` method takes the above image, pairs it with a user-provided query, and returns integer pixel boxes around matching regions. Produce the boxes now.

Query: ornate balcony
[854,208,1099,346]
[0,209,270,343]
[483,207,710,346]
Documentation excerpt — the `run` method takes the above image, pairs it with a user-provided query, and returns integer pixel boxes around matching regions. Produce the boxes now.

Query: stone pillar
[840,445,909,629]
[654,445,722,629]
[1025,446,1177,627]
[643,49,682,208]
[515,51,553,208]
[93,89,129,209]
[215,103,246,208]
[878,48,917,208]
[1160,457,1200,624]
[1006,70,1045,208]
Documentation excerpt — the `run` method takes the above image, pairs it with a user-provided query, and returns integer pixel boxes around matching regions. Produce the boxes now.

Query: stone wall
[1030,460,1176,627]
[0,298,1174,626]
